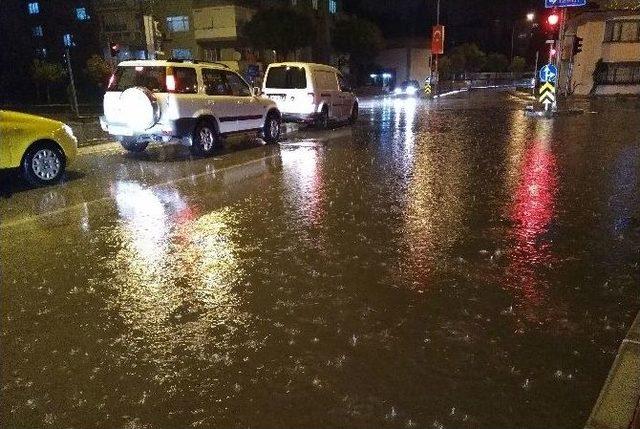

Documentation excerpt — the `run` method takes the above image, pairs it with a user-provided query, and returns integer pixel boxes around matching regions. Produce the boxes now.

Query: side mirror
[253,87,262,97]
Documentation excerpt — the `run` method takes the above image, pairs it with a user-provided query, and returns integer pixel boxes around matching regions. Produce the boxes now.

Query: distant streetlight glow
[526,12,535,22]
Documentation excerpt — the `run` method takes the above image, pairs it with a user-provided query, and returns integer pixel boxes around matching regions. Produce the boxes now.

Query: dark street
[2,91,639,428]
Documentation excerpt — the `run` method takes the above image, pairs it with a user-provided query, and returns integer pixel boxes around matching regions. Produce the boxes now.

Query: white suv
[100,60,282,156]
[262,62,358,128]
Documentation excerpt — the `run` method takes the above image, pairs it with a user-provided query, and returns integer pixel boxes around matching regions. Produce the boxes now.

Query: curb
[585,312,640,429]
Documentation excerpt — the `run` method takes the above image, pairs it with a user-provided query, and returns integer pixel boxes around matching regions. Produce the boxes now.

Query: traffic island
[585,312,640,429]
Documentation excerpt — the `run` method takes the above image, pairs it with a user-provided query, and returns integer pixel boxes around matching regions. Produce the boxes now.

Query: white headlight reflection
[108,181,247,364]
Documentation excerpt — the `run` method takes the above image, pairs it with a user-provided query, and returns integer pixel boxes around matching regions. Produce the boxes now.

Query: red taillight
[166,74,176,92]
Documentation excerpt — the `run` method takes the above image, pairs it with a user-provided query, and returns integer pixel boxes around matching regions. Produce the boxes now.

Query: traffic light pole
[64,46,80,118]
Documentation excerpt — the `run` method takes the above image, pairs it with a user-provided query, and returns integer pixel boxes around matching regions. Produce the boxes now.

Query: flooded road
[2,91,639,428]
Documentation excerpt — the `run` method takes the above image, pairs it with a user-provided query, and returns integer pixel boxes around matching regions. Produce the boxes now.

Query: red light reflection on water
[508,140,558,310]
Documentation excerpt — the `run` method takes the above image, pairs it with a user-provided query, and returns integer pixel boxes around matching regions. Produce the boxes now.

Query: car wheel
[262,112,281,144]
[316,107,329,130]
[348,102,359,125]
[120,138,149,153]
[190,120,220,157]
[21,142,66,187]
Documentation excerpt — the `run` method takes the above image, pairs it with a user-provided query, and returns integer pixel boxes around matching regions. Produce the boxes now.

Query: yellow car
[0,110,78,186]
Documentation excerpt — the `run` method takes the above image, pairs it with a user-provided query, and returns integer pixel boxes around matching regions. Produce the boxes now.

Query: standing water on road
[2,92,639,428]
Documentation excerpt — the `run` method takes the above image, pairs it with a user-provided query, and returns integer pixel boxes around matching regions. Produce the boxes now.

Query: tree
[31,60,65,104]
[243,7,315,60]
[85,55,113,89]
[438,56,453,80]
[509,56,527,74]
[332,17,384,85]
[484,53,509,72]
[459,44,486,73]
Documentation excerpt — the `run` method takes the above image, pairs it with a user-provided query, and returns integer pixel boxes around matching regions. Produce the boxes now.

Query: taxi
[0,110,78,186]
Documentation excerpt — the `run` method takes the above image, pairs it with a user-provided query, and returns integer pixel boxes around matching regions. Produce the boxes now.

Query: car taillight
[166,74,176,92]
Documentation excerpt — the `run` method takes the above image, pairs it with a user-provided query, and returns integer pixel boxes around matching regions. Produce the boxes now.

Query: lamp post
[511,12,536,63]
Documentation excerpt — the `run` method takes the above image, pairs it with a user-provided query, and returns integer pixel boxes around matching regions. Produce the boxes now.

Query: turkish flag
[432,25,445,55]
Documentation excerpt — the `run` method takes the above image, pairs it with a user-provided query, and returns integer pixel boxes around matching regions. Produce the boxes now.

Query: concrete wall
[376,48,431,83]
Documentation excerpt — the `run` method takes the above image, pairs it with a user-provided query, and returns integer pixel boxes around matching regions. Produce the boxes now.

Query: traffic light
[546,12,560,40]
[573,36,584,57]
[109,43,119,57]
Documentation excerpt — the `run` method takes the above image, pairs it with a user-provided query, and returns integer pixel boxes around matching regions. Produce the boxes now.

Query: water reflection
[280,145,326,230]
[108,181,247,366]
[507,122,558,312]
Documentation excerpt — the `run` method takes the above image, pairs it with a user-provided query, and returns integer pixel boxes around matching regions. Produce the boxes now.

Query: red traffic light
[547,14,560,26]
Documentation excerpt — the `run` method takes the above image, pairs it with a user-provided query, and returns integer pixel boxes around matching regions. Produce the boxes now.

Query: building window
[63,33,73,47]
[604,20,640,43]
[76,7,89,21]
[27,2,39,14]
[32,25,43,37]
[166,16,189,32]
[171,48,192,59]
[598,62,640,85]
[329,0,337,14]
[35,47,47,58]
[312,0,318,9]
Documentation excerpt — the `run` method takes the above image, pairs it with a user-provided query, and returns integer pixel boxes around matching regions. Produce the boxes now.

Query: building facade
[92,0,341,71]
[0,0,101,103]
[373,38,432,89]
[561,10,640,96]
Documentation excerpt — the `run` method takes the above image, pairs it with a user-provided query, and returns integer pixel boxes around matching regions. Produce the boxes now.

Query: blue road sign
[539,64,558,83]
[545,0,586,8]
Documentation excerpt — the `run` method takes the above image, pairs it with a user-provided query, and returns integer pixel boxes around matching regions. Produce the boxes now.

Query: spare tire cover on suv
[119,87,160,132]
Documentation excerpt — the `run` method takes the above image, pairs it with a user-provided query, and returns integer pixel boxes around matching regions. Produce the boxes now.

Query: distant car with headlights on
[0,110,78,186]
[393,80,420,97]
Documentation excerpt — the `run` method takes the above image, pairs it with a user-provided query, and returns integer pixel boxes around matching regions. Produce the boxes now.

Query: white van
[262,62,358,128]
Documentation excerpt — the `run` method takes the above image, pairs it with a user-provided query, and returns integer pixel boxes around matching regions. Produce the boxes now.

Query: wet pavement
[1,91,639,429]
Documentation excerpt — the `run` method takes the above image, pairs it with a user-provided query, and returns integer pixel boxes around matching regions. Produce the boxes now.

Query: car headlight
[394,87,403,95]
[406,86,418,96]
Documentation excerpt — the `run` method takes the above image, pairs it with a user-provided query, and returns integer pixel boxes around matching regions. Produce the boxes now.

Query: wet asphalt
[1,91,639,429]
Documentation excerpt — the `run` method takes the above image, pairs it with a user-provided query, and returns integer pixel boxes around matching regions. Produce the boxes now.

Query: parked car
[262,62,358,128]
[393,80,420,96]
[0,110,77,186]
[100,59,282,156]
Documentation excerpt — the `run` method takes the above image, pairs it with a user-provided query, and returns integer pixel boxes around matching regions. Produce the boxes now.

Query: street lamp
[511,13,536,62]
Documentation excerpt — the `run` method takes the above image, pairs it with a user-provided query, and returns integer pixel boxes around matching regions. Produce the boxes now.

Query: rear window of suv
[265,66,307,89]
[108,66,197,94]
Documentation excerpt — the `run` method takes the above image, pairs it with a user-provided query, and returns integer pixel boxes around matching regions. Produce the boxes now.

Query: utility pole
[433,0,441,95]
[64,46,80,118]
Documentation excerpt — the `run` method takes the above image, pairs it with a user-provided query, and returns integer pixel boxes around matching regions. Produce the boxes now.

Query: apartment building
[561,10,640,95]
[92,0,340,69]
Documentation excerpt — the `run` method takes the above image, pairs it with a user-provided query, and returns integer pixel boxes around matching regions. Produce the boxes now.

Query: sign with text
[545,0,586,8]
[432,25,445,55]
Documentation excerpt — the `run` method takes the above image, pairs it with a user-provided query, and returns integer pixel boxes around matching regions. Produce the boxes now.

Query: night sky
[343,0,543,53]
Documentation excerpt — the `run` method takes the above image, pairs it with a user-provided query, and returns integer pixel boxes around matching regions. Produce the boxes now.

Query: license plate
[269,95,285,101]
